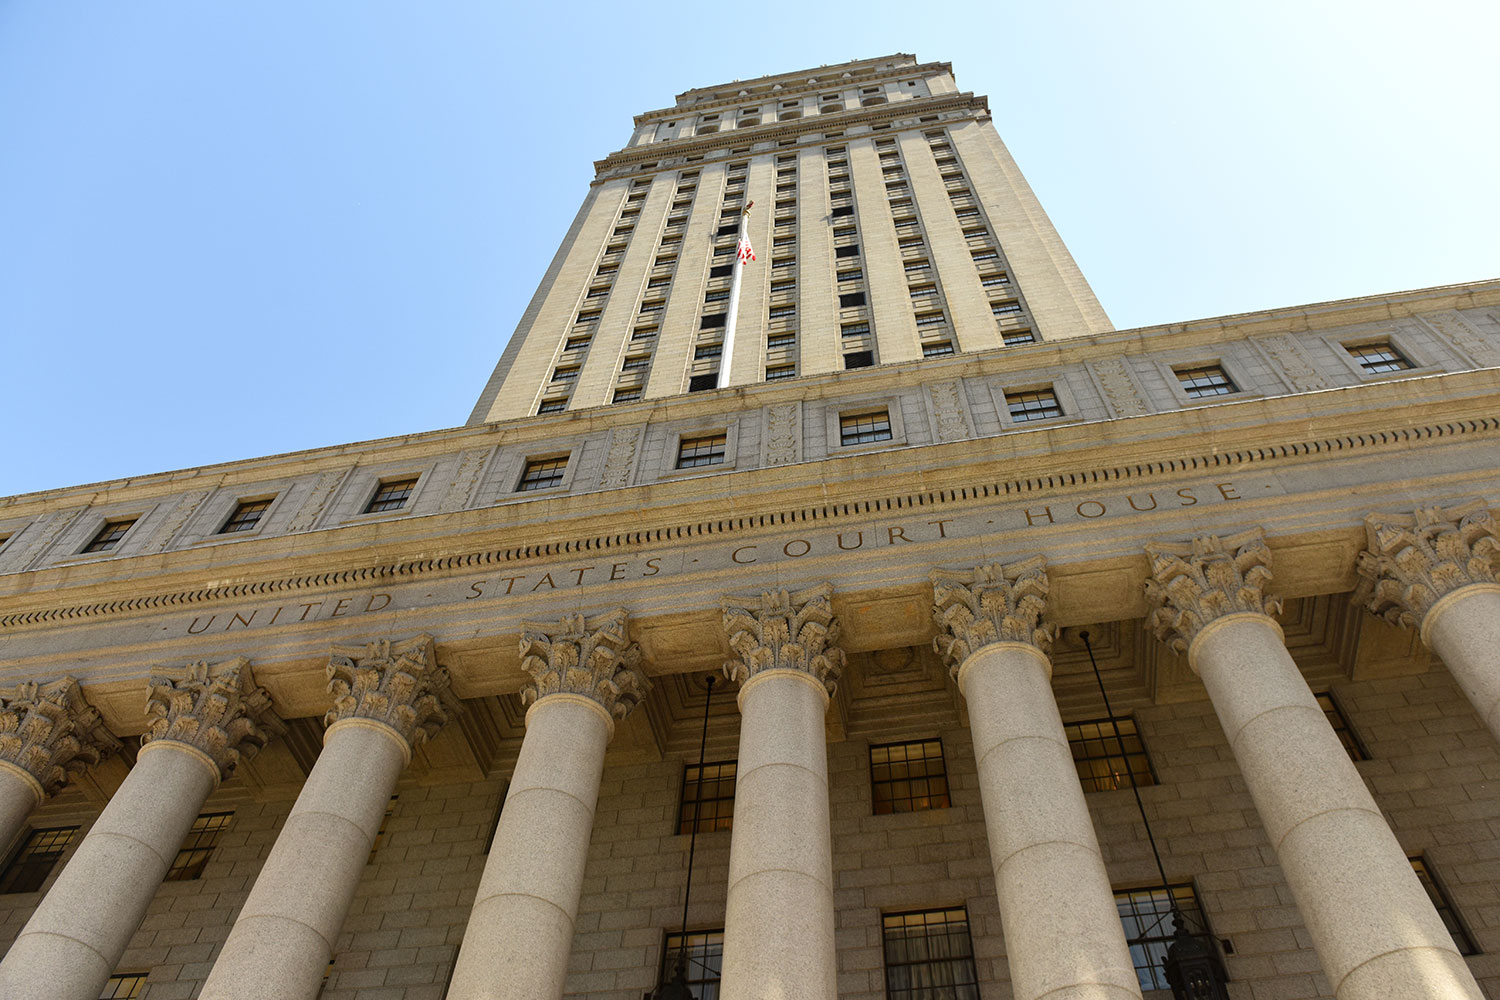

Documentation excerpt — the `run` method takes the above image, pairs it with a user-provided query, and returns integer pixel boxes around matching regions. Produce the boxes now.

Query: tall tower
[470,53,1111,424]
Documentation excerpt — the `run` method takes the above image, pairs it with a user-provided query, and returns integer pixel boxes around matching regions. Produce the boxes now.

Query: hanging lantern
[1162,922,1230,1000]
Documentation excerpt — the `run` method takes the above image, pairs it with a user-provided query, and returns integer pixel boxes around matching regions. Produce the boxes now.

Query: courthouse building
[2,53,1500,1000]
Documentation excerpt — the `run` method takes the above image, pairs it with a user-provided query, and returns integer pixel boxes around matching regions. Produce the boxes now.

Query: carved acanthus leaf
[721,584,844,693]
[519,609,648,722]
[1145,529,1282,653]
[1355,500,1500,628]
[930,556,1052,673]
[0,677,121,795]
[327,634,458,748]
[144,658,284,780]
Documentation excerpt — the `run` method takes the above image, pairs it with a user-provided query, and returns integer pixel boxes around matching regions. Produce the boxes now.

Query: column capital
[930,556,1052,675]
[0,677,121,799]
[144,658,284,782]
[721,584,844,694]
[1145,528,1282,654]
[519,609,648,723]
[327,634,458,751]
[1355,499,1500,630]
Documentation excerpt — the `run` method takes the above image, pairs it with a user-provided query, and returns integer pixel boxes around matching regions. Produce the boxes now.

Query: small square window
[662,930,724,999]
[1006,388,1062,422]
[1176,365,1237,398]
[677,433,728,468]
[99,973,149,999]
[1410,855,1479,955]
[1315,691,1367,761]
[1348,341,1414,374]
[365,478,418,513]
[840,409,891,445]
[882,909,980,1000]
[537,399,567,415]
[517,457,568,493]
[1065,717,1155,793]
[165,812,233,882]
[870,739,948,812]
[0,826,77,894]
[220,499,272,535]
[1115,885,1215,991]
[679,760,736,834]
[83,519,136,554]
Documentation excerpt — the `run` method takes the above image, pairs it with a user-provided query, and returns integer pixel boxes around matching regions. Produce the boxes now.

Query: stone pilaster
[721,584,844,692]
[519,608,648,724]
[143,656,283,781]
[1356,499,1499,629]
[327,633,456,754]
[930,555,1051,671]
[0,677,120,799]
[1144,528,1282,659]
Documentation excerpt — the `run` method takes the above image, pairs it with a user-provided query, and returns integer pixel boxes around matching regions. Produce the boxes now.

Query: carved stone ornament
[518,609,648,722]
[0,677,122,796]
[1356,500,1500,629]
[144,658,284,780]
[721,584,844,694]
[327,634,457,749]
[930,556,1052,673]
[1145,529,1282,653]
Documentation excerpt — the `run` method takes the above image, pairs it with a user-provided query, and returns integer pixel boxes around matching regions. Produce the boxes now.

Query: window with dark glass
[881,908,980,1000]
[1065,716,1155,793]
[662,929,724,1000]
[844,350,875,370]
[709,264,733,278]
[769,305,796,319]
[1115,884,1215,991]
[700,313,728,330]
[1410,855,1478,954]
[840,410,892,446]
[1348,341,1415,373]
[164,812,233,881]
[622,355,651,371]
[365,477,418,513]
[688,374,719,392]
[1315,691,1367,761]
[99,973,149,999]
[679,760,736,834]
[537,399,567,415]
[677,433,728,468]
[83,518,136,553]
[219,498,272,535]
[1006,387,1062,422]
[915,311,945,327]
[870,739,949,813]
[1176,365,1237,398]
[0,826,77,894]
[835,244,860,258]
[517,457,568,493]
[838,269,863,283]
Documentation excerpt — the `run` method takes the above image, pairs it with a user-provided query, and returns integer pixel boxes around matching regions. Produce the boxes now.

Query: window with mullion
[165,812,233,882]
[870,739,950,814]
[678,760,737,834]
[99,972,149,998]
[1175,365,1237,398]
[517,457,568,493]
[882,908,980,1000]
[220,498,272,534]
[840,410,893,446]
[1006,388,1062,422]
[0,826,78,894]
[677,433,728,469]
[365,478,418,513]
[1348,341,1414,373]
[83,519,136,553]
[1064,717,1155,793]
[1115,884,1215,991]
[662,929,724,999]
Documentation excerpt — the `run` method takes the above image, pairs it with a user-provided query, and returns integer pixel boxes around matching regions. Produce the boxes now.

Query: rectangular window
[621,355,651,371]
[840,409,892,446]
[0,826,77,894]
[709,264,733,278]
[537,399,566,415]
[364,478,417,513]
[882,908,980,1000]
[517,457,568,493]
[834,244,860,258]
[1115,885,1215,991]
[870,738,949,813]
[1065,717,1155,793]
[831,205,854,218]
[1348,341,1414,373]
[772,257,796,269]
[1006,388,1063,422]
[632,326,659,341]
[771,280,796,294]
[219,498,272,535]
[922,341,955,358]
[844,350,875,370]
[838,269,863,283]
[1002,329,1037,347]
[903,260,930,273]
[613,388,642,404]
[688,373,719,393]
[1316,691,1367,761]
[1410,855,1478,955]
[677,433,728,469]
[766,365,797,380]
[1176,365,1237,398]
[695,344,723,360]
[971,249,999,261]
[551,365,581,382]
[700,313,728,330]
[769,305,797,319]
[981,273,1011,287]
[767,333,797,348]
[841,322,870,338]
[704,289,730,303]
[909,284,938,298]
[717,223,738,237]
[564,336,592,351]
[662,930,724,1000]
[679,760,736,834]
[992,301,1023,316]
[915,312,946,328]
[839,292,867,308]
[164,812,233,881]
[99,973,149,999]
[83,518,136,553]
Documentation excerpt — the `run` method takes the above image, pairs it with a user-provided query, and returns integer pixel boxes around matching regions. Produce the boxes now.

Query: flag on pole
[736,235,756,264]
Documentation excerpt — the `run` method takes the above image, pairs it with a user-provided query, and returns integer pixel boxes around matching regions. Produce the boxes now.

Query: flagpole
[717,201,752,390]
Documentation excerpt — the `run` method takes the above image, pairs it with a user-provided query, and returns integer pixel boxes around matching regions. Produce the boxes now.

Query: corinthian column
[1148,530,1482,1000]
[931,558,1142,1000]
[201,635,455,1000]
[0,677,120,852]
[0,658,280,1000]
[447,609,647,1000]
[718,585,844,1000]
[1357,500,1500,742]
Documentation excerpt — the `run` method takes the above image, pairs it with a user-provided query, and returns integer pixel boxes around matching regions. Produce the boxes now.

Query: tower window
[517,457,568,493]
[1002,329,1037,347]
[1006,387,1063,422]
[551,365,581,382]
[700,313,728,330]
[365,478,418,514]
[677,433,728,468]
[0,826,78,894]
[838,292,866,308]
[613,387,642,404]
[537,399,567,414]
[922,342,955,358]
[840,409,892,445]
[1348,341,1415,373]
[219,499,272,535]
[766,365,797,380]
[1114,884,1215,991]
[869,739,949,813]
[688,374,719,393]
[679,760,737,834]
[1064,717,1155,793]
[844,350,875,370]
[834,245,860,258]
[1175,365,1237,398]
[767,333,797,348]
[83,518,136,554]
[882,908,980,1000]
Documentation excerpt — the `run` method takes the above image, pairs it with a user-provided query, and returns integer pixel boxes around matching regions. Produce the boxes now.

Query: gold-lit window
[219,498,272,534]
[0,826,77,894]
[870,739,950,814]
[99,972,149,998]
[365,477,417,513]
[165,812,233,881]
[82,518,136,553]
[1065,716,1155,793]
[662,929,724,999]
[679,760,736,834]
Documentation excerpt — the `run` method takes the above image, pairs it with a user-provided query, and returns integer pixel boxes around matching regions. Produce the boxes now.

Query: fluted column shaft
[720,668,837,1000]
[959,642,1142,1000]
[0,741,218,1000]
[1421,585,1500,741]
[1192,613,1480,999]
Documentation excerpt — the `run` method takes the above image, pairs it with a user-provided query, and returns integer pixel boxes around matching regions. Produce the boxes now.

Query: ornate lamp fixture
[647,675,717,1000]
[1078,630,1230,1000]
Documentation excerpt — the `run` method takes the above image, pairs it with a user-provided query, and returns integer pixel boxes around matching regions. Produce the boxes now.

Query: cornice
[2,410,1496,632]
[636,56,939,123]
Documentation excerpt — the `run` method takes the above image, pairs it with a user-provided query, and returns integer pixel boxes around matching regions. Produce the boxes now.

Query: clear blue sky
[3,1,1496,497]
